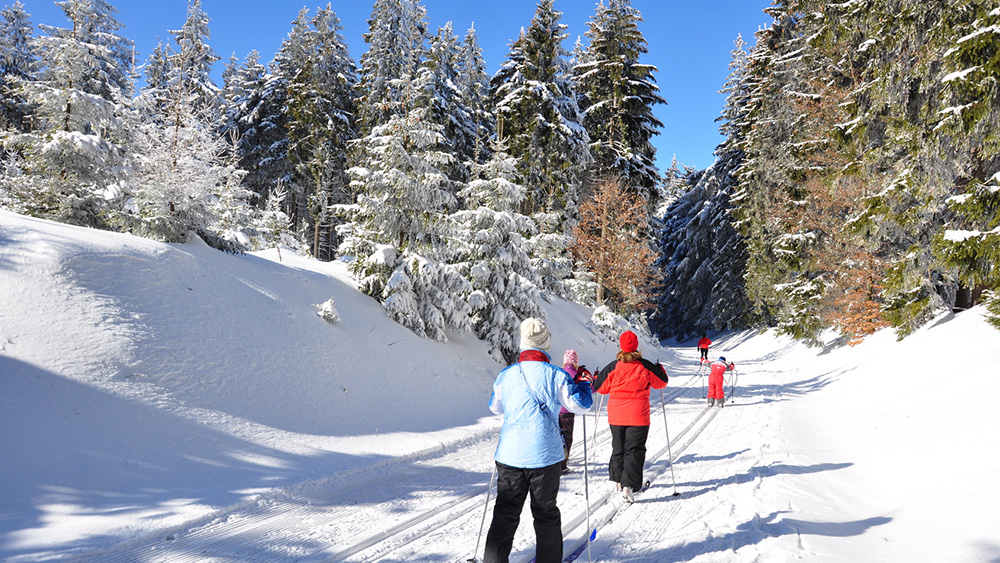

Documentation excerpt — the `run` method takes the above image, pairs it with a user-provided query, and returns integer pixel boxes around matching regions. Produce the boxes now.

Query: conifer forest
[2,0,999,358]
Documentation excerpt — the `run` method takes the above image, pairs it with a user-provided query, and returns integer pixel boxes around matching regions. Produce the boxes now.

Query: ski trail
[70,359,716,563]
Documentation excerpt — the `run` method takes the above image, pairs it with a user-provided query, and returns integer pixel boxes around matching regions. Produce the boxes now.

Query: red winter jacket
[594,358,668,426]
[697,337,712,349]
[709,360,733,380]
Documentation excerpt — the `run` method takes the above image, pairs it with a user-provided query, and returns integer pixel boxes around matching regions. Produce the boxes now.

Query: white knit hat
[519,317,551,351]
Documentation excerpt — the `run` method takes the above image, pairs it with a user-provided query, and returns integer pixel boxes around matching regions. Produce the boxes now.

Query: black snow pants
[484,461,563,563]
[558,412,575,470]
[608,424,650,491]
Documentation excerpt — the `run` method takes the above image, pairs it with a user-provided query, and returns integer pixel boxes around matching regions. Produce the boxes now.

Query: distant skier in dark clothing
[593,330,669,503]
[559,349,593,472]
[697,333,712,361]
[484,318,593,563]
[708,356,735,407]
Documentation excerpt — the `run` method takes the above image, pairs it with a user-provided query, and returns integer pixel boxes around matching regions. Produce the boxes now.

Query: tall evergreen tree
[338,63,470,341]
[227,51,290,211]
[356,0,427,134]
[491,0,591,219]
[575,0,665,207]
[450,137,543,362]
[933,3,1000,326]
[420,22,477,182]
[456,24,494,167]
[166,0,219,114]
[0,2,36,134]
[490,0,591,295]
[12,0,134,226]
[279,5,358,260]
[729,3,803,334]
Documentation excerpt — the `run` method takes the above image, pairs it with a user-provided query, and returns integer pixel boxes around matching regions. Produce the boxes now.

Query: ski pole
[468,463,497,563]
[731,367,739,402]
[590,393,604,465]
[581,414,593,563]
[658,388,680,497]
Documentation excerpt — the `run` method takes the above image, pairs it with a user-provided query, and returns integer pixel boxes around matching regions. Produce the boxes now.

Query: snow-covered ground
[2,208,999,562]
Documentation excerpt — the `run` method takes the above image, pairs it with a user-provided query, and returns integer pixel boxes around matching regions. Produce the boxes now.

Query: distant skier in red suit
[708,356,735,407]
[697,333,712,361]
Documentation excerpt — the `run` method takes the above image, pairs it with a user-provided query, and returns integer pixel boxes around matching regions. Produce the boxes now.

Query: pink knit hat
[563,349,579,367]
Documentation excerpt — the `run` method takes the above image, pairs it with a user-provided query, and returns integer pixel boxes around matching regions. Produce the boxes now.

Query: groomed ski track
[72,347,771,562]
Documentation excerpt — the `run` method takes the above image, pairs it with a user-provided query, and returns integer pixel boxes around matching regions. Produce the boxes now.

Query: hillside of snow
[2,208,999,562]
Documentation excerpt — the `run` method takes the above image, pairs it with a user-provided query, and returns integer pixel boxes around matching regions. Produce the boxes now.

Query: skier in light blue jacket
[484,317,593,563]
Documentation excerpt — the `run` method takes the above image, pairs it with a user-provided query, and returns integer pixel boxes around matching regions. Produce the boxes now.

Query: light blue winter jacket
[488,350,594,469]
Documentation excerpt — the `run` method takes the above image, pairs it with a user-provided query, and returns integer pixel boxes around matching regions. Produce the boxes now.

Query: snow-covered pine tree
[456,24,494,168]
[337,65,471,341]
[649,32,753,341]
[491,0,591,218]
[228,52,290,213]
[575,0,665,208]
[356,0,427,134]
[166,0,220,117]
[10,0,133,227]
[144,40,170,92]
[279,5,358,261]
[490,0,592,296]
[110,0,234,248]
[933,3,1000,328]
[421,22,477,183]
[0,1,35,135]
[450,137,543,362]
[833,1,969,337]
[218,52,245,141]
[729,2,817,337]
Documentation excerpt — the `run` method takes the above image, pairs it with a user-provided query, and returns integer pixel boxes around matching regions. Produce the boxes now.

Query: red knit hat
[619,330,638,353]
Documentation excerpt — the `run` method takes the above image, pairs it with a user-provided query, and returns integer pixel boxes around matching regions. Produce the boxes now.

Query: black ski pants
[608,424,650,491]
[484,461,563,563]
[558,412,575,470]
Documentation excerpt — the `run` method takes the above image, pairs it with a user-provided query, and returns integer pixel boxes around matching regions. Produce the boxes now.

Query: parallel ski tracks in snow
[78,365,721,563]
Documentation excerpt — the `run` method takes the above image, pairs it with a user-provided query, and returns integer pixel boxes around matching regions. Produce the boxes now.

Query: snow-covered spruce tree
[166,0,220,117]
[337,69,471,341]
[279,5,358,260]
[575,0,665,208]
[228,52,291,213]
[450,137,543,363]
[218,52,245,144]
[730,1,884,344]
[121,91,227,245]
[421,22,477,183]
[109,0,236,249]
[728,5,804,335]
[933,4,1000,328]
[10,0,133,227]
[456,24,494,168]
[490,0,592,295]
[843,1,972,337]
[355,0,427,134]
[0,1,35,135]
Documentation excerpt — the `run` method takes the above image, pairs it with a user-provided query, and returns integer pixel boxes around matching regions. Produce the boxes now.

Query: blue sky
[21,0,772,171]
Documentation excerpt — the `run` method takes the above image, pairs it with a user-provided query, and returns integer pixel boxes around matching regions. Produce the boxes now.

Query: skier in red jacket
[593,330,669,503]
[708,356,735,407]
[697,333,712,362]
